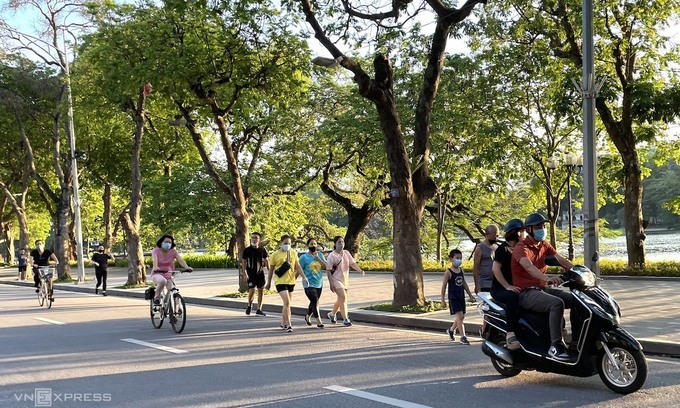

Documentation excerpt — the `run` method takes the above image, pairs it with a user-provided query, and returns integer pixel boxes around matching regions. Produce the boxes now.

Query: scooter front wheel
[491,357,522,377]
[597,345,647,394]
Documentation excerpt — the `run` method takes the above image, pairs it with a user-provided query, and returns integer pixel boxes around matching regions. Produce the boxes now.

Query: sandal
[506,336,521,350]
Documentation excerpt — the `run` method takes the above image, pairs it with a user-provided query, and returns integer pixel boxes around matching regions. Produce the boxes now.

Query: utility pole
[581,0,601,277]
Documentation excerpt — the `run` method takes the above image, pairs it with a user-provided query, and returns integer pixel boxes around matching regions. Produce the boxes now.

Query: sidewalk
[1,266,679,356]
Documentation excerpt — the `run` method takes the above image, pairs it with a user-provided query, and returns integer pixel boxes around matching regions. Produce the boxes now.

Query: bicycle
[148,269,191,333]
[36,266,55,309]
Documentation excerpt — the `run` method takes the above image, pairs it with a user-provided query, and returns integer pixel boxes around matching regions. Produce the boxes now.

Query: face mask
[488,239,497,245]
[162,242,172,250]
[99,250,104,253]
[453,259,463,267]
[308,246,316,253]
[250,240,258,247]
[335,243,344,251]
[38,245,45,251]
[533,228,546,242]
[281,244,291,251]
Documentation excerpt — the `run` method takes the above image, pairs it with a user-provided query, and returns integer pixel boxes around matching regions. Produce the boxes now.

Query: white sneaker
[327,312,337,324]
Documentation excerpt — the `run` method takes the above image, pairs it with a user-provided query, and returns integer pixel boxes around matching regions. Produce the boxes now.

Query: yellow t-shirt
[270,249,299,285]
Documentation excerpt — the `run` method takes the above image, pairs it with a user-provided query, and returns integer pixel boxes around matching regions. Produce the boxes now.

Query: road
[1,285,679,408]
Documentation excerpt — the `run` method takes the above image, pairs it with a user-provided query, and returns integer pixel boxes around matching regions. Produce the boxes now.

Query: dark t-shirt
[242,246,268,275]
[30,249,53,267]
[492,243,513,291]
[91,253,113,271]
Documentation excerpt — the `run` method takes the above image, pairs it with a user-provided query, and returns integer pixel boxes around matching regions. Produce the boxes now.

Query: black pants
[490,287,520,332]
[518,287,574,344]
[304,287,323,318]
[95,269,108,291]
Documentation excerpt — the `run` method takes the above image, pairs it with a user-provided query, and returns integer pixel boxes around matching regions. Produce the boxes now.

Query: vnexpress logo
[13,388,112,406]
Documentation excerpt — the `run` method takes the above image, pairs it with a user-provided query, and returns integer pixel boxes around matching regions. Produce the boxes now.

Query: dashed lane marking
[121,338,188,354]
[34,317,65,325]
[324,385,434,408]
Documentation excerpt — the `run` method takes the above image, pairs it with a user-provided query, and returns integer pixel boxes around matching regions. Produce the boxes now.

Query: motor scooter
[478,258,648,394]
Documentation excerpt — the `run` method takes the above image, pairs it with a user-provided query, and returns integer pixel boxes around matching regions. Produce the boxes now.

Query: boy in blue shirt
[441,249,475,345]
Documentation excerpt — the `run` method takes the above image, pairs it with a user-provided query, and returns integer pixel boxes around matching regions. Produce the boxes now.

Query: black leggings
[490,287,520,333]
[304,287,323,318]
[95,269,108,291]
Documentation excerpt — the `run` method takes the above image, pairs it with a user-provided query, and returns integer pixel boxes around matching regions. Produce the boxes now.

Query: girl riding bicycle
[151,235,192,304]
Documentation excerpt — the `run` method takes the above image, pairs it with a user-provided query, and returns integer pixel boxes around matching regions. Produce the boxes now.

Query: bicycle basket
[144,287,155,300]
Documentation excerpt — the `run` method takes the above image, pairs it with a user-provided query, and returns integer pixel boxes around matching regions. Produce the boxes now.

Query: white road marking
[648,357,680,366]
[121,338,188,354]
[324,385,434,408]
[34,317,65,325]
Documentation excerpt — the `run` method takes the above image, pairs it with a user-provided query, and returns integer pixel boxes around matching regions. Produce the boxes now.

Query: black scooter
[478,258,648,394]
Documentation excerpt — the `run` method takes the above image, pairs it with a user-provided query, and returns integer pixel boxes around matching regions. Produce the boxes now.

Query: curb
[2,280,678,357]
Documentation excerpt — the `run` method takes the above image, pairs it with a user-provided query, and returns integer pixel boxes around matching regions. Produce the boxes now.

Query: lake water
[597,230,680,262]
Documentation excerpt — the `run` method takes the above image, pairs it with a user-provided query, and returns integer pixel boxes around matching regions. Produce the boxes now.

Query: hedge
[71,255,678,277]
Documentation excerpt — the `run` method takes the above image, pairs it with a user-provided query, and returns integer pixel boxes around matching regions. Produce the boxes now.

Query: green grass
[362,301,446,314]
[218,289,277,298]
[115,282,153,289]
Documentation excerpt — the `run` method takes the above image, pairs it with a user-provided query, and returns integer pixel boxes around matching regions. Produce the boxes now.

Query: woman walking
[326,236,364,326]
[298,238,327,328]
[266,235,308,332]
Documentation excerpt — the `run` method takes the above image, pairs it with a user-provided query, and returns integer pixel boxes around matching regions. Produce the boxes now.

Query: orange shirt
[510,237,557,290]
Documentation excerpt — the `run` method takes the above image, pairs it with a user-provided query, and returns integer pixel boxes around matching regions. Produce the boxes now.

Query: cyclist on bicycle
[150,235,192,305]
[29,240,59,301]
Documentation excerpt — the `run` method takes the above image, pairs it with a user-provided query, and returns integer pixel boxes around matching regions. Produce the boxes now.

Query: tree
[82,0,316,289]
[294,0,487,306]
[0,0,92,278]
[480,0,680,266]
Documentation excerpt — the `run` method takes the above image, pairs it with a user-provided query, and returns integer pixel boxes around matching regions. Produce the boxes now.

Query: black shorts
[448,297,466,315]
[275,284,295,293]
[247,272,266,289]
[18,265,27,272]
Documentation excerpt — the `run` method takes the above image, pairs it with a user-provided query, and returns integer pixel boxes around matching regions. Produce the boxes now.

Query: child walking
[441,249,475,345]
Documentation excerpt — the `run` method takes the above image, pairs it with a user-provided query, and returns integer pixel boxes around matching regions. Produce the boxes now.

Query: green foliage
[362,301,445,314]
[219,289,277,298]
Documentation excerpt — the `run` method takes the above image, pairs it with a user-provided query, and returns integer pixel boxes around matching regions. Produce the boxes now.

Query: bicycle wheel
[37,284,45,307]
[170,294,186,333]
[45,281,53,309]
[150,299,164,329]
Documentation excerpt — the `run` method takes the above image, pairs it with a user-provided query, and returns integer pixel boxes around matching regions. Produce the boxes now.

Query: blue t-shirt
[299,252,327,289]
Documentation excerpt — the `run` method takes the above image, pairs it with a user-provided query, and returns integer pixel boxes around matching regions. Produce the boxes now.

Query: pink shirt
[326,250,356,288]
[152,247,178,278]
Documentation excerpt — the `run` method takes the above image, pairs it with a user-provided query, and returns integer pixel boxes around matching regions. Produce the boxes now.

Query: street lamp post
[564,154,583,261]
[547,153,583,261]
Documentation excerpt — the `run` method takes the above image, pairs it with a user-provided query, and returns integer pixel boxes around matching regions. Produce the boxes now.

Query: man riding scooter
[511,213,574,361]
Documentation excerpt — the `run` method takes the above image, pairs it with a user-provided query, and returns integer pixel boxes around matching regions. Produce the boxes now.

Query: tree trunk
[6,225,15,264]
[623,152,645,266]
[102,181,113,250]
[436,192,448,265]
[344,206,377,258]
[373,90,425,307]
[54,188,72,280]
[123,86,149,286]
[176,94,251,292]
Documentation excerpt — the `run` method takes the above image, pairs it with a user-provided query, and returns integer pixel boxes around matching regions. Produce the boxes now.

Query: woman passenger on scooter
[491,219,526,350]
[151,235,192,305]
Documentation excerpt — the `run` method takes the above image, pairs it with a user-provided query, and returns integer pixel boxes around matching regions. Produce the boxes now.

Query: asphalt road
[1,285,679,408]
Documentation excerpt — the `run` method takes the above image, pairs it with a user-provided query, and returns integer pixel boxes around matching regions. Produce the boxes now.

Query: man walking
[241,232,268,316]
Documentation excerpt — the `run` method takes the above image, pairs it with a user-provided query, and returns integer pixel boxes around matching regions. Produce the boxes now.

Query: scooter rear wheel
[597,345,647,394]
[491,357,522,377]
